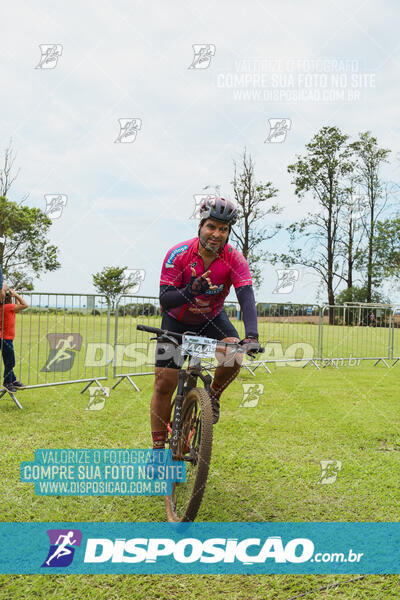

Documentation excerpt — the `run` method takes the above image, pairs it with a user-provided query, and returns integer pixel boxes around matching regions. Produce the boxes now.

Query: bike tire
[165,387,213,522]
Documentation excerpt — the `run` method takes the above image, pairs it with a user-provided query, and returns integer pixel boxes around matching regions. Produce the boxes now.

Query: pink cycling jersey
[160,237,252,324]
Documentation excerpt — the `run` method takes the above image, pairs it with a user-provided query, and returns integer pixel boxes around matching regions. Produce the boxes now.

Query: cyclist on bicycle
[151,196,261,449]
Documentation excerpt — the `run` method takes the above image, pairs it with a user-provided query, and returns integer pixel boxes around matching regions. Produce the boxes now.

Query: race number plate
[181,334,217,358]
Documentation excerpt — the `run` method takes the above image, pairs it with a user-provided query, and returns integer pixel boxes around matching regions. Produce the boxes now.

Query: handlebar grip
[137,324,164,335]
[136,324,183,342]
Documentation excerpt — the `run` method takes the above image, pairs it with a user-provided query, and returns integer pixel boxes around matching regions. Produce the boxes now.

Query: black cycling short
[155,310,239,369]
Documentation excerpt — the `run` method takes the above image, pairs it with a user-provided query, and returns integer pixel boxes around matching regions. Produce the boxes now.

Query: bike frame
[136,323,262,455]
[169,356,212,455]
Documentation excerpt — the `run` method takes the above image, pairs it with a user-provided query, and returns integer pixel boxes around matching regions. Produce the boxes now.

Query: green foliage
[118,302,157,317]
[348,131,391,301]
[0,196,60,289]
[92,266,132,309]
[373,217,400,280]
[271,127,395,309]
[335,285,389,305]
[271,126,354,310]
[230,149,281,290]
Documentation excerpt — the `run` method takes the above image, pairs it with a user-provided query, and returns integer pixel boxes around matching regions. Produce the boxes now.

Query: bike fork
[170,369,187,455]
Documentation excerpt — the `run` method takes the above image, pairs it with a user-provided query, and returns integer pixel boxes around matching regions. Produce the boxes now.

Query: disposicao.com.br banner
[0,522,399,574]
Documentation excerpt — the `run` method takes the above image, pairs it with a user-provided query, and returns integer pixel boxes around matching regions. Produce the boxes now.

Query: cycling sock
[152,430,167,449]
[210,381,223,401]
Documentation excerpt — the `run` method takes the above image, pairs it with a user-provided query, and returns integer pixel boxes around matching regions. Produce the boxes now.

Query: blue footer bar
[0,522,399,574]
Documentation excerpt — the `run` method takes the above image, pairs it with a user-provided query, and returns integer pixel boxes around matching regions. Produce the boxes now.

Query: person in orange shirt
[0,288,29,392]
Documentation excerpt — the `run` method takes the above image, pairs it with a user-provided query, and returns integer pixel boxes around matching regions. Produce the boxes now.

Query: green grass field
[1,362,400,598]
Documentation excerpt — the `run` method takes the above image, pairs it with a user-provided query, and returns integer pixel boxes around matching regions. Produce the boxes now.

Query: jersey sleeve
[160,248,184,287]
[230,250,253,288]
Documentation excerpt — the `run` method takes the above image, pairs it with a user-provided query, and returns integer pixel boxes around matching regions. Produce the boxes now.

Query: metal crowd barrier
[255,303,320,369]
[111,298,323,387]
[0,293,110,407]
[112,295,163,389]
[320,304,395,367]
[2,294,400,408]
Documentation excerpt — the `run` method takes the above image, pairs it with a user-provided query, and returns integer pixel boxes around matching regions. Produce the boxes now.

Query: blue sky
[1,0,399,303]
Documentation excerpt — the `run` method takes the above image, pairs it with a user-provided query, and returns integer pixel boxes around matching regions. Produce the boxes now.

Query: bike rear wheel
[165,387,213,522]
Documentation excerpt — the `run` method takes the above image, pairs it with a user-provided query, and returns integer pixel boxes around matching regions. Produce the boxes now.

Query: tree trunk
[366,197,374,303]
[327,195,335,324]
[347,217,353,289]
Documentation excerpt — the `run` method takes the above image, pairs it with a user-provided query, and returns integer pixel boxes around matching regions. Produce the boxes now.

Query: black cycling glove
[159,275,211,310]
[239,335,261,357]
[187,274,210,295]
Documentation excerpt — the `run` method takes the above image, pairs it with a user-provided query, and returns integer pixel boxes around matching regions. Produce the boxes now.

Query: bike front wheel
[165,387,213,522]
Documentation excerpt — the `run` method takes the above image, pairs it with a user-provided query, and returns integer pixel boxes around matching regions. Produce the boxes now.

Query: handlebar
[137,324,184,342]
[136,324,264,354]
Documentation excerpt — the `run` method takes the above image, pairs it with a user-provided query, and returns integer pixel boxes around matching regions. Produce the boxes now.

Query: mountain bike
[137,323,263,522]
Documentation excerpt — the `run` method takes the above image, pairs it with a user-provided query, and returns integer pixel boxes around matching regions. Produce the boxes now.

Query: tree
[373,217,400,280]
[348,132,391,302]
[271,126,354,323]
[0,144,20,197]
[0,141,61,289]
[230,149,281,290]
[335,285,388,305]
[0,196,60,289]
[336,179,367,291]
[92,266,138,310]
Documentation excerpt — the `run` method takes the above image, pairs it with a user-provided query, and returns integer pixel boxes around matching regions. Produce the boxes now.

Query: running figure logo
[42,333,82,372]
[190,194,217,220]
[44,194,68,220]
[188,44,216,69]
[273,269,299,294]
[85,386,109,411]
[123,269,146,294]
[114,118,142,143]
[264,119,291,143]
[349,194,367,220]
[318,460,342,485]
[35,44,63,69]
[42,529,82,568]
[240,383,264,408]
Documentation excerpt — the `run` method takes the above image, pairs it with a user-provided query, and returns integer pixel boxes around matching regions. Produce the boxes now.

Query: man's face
[199,218,229,253]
